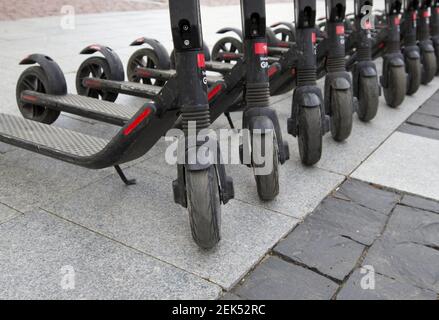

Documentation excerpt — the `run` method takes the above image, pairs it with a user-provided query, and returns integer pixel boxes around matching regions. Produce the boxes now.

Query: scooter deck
[0,113,108,157]
[82,78,162,100]
[21,91,138,126]
[135,67,224,85]
[205,61,235,73]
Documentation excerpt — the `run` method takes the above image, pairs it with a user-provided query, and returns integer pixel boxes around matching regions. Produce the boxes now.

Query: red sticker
[336,25,345,35]
[437,8,439,14]
[412,12,417,21]
[424,10,431,18]
[208,84,223,101]
[197,53,206,68]
[311,32,317,44]
[268,65,278,78]
[394,17,401,26]
[254,42,268,55]
[124,108,153,136]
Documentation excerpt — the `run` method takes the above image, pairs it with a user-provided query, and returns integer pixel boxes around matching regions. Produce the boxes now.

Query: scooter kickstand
[114,165,137,186]
[225,112,235,129]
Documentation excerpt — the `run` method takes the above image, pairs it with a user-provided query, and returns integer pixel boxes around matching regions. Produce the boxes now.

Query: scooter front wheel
[253,133,280,201]
[330,89,353,142]
[186,167,221,250]
[406,58,421,95]
[357,76,379,122]
[298,107,323,166]
[383,66,406,108]
[421,51,437,85]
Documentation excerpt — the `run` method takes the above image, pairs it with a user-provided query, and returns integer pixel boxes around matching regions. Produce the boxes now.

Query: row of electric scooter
[0,0,437,249]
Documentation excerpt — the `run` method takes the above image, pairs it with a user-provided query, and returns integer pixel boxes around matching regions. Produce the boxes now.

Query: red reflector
[379,42,385,49]
[311,32,317,44]
[197,53,206,68]
[268,65,278,78]
[254,42,268,55]
[22,95,38,102]
[124,108,153,136]
[336,25,345,35]
[208,84,222,101]
[394,17,401,25]
[424,10,431,18]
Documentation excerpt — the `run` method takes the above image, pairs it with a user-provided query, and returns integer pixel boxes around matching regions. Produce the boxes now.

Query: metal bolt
[184,40,190,46]
[183,25,189,31]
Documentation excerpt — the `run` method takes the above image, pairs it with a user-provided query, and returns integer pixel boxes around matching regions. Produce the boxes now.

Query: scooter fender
[270,22,295,33]
[404,47,421,60]
[80,44,125,81]
[419,41,435,54]
[217,27,243,40]
[19,54,67,95]
[289,87,324,137]
[130,37,171,69]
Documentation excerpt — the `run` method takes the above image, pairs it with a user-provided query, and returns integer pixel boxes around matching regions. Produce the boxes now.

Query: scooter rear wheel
[421,51,437,85]
[76,56,119,102]
[330,89,353,142]
[273,27,295,43]
[253,133,280,201]
[186,167,221,250]
[127,48,166,86]
[383,66,406,108]
[406,58,421,96]
[357,76,379,122]
[16,66,60,124]
[298,107,323,166]
[212,37,243,63]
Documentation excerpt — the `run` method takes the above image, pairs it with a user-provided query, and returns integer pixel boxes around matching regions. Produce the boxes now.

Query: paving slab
[417,93,439,117]
[219,292,244,300]
[334,179,400,215]
[43,167,297,290]
[401,194,439,214]
[398,122,439,141]
[0,203,20,225]
[352,132,439,202]
[308,197,387,246]
[274,220,365,281]
[363,237,439,293]
[337,269,437,300]
[384,205,439,248]
[0,211,221,300]
[233,256,338,300]
[0,149,112,212]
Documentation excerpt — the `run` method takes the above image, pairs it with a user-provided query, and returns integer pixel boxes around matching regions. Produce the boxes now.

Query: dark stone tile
[274,221,365,281]
[418,96,439,118]
[337,269,437,300]
[397,123,439,141]
[335,179,400,215]
[234,256,338,300]
[407,113,439,130]
[309,197,388,246]
[384,205,439,248]
[401,195,439,214]
[363,238,439,293]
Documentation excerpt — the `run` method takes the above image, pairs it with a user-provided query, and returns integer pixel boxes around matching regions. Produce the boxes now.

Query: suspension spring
[327,56,346,73]
[297,67,317,86]
[246,82,270,107]
[181,106,211,133]
[357,47,372,61]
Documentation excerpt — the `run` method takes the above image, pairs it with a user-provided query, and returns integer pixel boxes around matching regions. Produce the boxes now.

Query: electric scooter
[2,0,234,250]
[75,0,290,201]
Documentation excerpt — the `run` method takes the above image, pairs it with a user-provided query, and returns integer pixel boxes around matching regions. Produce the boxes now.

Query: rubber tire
[211,37,243,62]
[357,76,379,122]
[16,66,60,124]
[383,66,407,108]
[186,167,221,250]
[405,57,421,95]
[253,134,280,201]
[76,56,119,102]
[421,51,437,85]
[127,48,166,86]
[330,89,353,142]
[298,107,323,166]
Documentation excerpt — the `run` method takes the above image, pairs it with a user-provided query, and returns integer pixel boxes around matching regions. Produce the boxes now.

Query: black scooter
[2,0,234,250]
